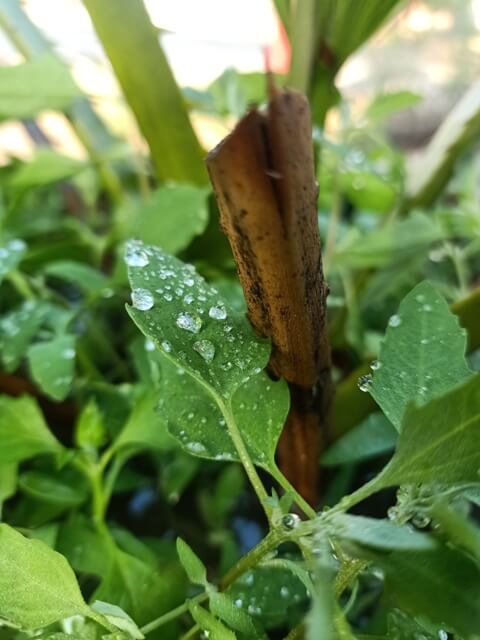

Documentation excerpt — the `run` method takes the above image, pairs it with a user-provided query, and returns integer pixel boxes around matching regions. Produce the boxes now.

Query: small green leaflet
[369,281,472,429]
[114,390,172,453]
[0,395,62,464]
[10,150,86,190]
[125,240,270,398]
[189,604,236,640]
[44,260,107,294]
[0,300,46,372]
[322,413,397,466]
[28,334,76,401]
[90,600,144,639]
[209,592,261,638]
[133,184,209,254]
[331,514,436,551]
[160,358,289,470]
[176,537,207,586]
[18,469,88,507]
[0,524,90,629]
[0,238,27,284]
[379,373,480,487]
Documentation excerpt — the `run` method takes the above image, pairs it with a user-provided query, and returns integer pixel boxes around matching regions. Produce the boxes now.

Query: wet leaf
[28,334,76,401]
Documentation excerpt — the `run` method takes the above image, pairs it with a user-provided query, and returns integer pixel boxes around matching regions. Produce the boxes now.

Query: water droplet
[438,631,448,640]
[422,304,432,312]
[187,441,206,454]
[282,513,301,530]
[280,586,289,598]
[132,288,154,311]
[412,513,430,528]
[415,294,425,303]
[234,599,243,608]
[388,314,401,328]
[161,340,172,352]
[208,304,227,320]
[163,292,173,302]
[193,339,215,363]
[176,312,202,333]
[184,277,195,287]
[62,348,75,359]
[8,238,26,252]
[244,573,255,586]
[183,294,194,304]
[370,360,382,371]
[420,338,429,345]
[357,374,373,392]
[125,244,149,267]
[142,339,155,353]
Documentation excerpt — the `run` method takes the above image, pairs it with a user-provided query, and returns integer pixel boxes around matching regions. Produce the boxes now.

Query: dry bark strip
[206,87,332,506]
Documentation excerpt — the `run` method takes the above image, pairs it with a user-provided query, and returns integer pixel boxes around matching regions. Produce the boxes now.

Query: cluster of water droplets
[125,240,268,382]
[387,484,435,528]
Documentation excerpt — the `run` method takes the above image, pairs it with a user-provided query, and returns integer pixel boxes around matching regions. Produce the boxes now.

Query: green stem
[218,399,271,521]
[270,464,316,519]
[7,270,35,299]
[283,624,305,640]
[287,0,317,94]
[180,624,200,640]
[140,593,207,635]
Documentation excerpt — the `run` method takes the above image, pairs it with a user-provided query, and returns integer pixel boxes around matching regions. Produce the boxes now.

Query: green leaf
[93,546,185,627]
[369,281,472,429]
[0,464,16,505]
[0,54,81,119]
[90,601,144,639]
[405,80,480,209]
[44,261,107,294]
[18,469,88,507]
[331,514,436,551]
[430,502,480,561]
[0,238,27,283]
[366,91,422,122]
[0,395,62,464]
[376,373,480,491]
[372,546,480,638]
[75,400,107,450]
[0,523,90,629]
[82,0,206,185]
[227,567,307,629]
[209,592,260,638]
[28,334,76,401]
[176,537,207,587]
[333,214,443,269]
[161,359,289,470]
[322,413,397,466]
[125,240,270,399]
[9,150,85,190]
[0,300,46,372]
[56,515,111,576]
[340,170,397,214]
[114,390,171,453]
[189,604,237,640]
[133,184,209,254]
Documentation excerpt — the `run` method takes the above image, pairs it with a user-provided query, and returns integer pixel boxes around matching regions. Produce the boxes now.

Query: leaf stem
[140,593,207,635]
[218,399,271,521]
[270,464,317,519]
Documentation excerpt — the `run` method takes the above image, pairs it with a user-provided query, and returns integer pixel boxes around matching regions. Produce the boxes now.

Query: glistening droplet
[132,288,154,311]
[193,339,215,363]
[176,312,202,333]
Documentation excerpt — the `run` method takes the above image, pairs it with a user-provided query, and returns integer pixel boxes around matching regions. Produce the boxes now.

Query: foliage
[0,2,480,640]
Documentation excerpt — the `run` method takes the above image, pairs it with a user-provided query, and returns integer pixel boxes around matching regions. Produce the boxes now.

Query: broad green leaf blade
[331,514,436,551]
[322,413,397,466]
[82,0,206,185]
[125,240,270,398]
[189,604,237,640]
[176,537,207,587]
[0,238,27,284]
[57,515,111,577]
[406,80,480,209]
[28,334,76,401]
[0,524,90,629]
[9,150,86,190]
[0,300,46,372]
[0,395,62,464]
[372,546,480,638]
[161,358,289,470]
[379,373,480,488]
[114,390,172,453]
[369,281,471,429]
[132,184,209,254]
[0,54,81,119]
[75,400,107,450]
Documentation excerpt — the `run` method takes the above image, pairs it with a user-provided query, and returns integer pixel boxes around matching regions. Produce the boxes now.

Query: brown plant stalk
[206,85,332,506]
